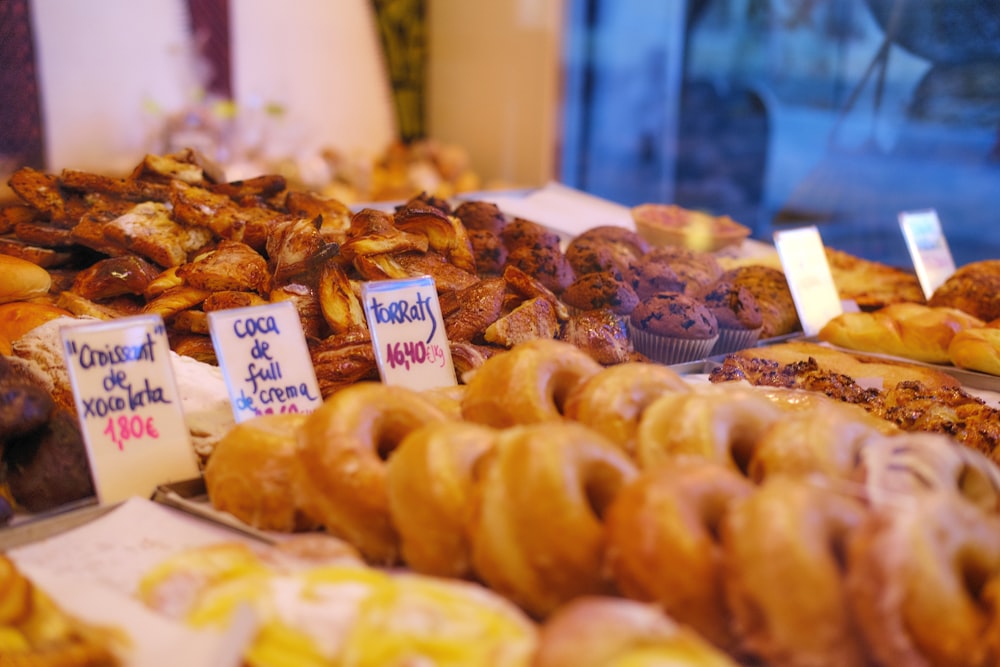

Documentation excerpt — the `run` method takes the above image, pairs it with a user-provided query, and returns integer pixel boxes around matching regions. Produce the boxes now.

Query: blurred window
[561,0,1000,266]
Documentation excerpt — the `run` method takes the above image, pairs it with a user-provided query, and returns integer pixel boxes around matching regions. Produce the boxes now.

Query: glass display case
[558,0,1000,266]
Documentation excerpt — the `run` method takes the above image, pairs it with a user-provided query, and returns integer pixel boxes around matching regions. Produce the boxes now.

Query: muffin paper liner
[627,324,718,365]
[711,326,763,356]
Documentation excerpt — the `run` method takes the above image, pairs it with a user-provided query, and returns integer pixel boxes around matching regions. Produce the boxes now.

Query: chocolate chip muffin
[643,246,723,295]
[700,280,764,354]
[565,225,650,277]
[628,291,719,364]
[454,200,507,235]
[628,255,687,300]
[561,270,640,316]
[505,245,576,294]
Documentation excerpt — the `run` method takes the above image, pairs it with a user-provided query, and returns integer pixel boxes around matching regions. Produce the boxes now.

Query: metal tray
[150,477,277,545]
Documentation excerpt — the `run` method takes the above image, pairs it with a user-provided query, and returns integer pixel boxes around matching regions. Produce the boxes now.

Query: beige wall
[30,0,562,188]
[31,0,396,175]
[427,0,564,190]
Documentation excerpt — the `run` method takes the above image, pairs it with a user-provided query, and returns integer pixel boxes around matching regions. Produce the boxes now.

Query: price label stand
[60,315,200,504]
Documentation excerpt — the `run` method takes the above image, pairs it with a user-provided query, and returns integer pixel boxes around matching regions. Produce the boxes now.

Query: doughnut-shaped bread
[461,339,603,427]
[848,493,1000,667]
[295,382,450,564]
[604,460,754,651]
[468,422,638,618]
[563,361,690,456]
[204,413,316,533]
[634,386,783,471]
[723,476,870,666]
[747,400,889,483]
[386,421,497,578]
[860,431,1000,514]
[534,596,739,667]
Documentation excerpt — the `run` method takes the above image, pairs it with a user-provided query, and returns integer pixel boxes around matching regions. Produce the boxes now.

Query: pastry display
[4,150,1000,666]
[161,350,1000,665]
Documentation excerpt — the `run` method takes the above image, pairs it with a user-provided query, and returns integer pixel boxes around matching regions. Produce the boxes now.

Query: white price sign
[899,209,956,299]
[774,226,844,337]
[60,315,200,504]
[208,301,323,423]
[362,276,457,391]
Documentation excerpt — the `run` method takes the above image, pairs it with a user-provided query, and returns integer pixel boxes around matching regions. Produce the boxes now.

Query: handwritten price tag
[60,315,200,504]
[208,301,323,423]
[774,226,844,337]
[899,209,956,299]
[363,276,457,391]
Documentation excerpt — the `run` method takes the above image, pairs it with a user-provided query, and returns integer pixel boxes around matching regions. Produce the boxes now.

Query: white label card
[208,301,324,423]
[774,225,844,337]
[60,315,200,504]
[362,276,457,391]
[898,209,956,299]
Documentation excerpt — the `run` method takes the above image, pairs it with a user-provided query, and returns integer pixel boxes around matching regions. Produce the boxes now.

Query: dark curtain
[0,0,45,171]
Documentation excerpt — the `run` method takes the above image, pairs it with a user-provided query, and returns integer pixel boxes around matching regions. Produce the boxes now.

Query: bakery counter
[4,336,1000,666]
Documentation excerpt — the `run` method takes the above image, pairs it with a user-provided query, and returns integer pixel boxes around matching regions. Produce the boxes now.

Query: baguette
[818,303,984,365]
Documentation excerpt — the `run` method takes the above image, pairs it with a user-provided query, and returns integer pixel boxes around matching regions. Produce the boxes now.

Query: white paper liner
[711,326,763,356]
[628,324,718,365]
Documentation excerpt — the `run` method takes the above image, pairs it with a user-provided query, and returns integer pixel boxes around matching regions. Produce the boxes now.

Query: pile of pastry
[195,339,1000,667]
[817,261,1000,376]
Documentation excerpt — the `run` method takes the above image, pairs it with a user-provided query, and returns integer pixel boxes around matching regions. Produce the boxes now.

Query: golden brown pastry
[461,339,603,427]
[0,301,73,356]
[604,460,754,652]
[385,421,497,578]
[847,493,1000,667]
[948,320,1000,376]
[0,555,123,666]
[819,302,984,364]
[204,413,317,533]
[0,253,52,304]
[563,361,690,456]
[294,382,451,564]
[929,259,1000,322]
[725,339,963,390]
[634,386,784,471]
[468,422,637,618]
[723,476,870,667]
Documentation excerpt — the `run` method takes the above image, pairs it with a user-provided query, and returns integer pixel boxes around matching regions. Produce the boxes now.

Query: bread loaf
[948,322,1000,376]
[818,303,985,364]
[929,259,1000,321]
[0,255,51,304]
